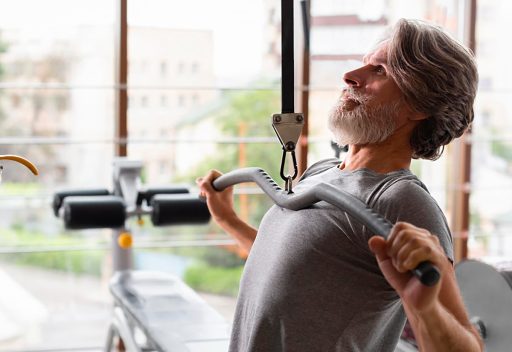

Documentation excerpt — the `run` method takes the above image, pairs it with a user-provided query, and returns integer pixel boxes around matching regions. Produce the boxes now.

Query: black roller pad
[136,186,189,206]
[63,195,126,229]
[53,189,110,216]
[151,194,210,226]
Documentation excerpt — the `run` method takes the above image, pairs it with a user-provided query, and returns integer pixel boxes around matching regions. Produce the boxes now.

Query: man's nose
[343,67,365,87]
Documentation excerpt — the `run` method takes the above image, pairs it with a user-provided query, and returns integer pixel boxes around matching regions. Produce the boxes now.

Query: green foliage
[184,262,243,296]
[217,89,279,136]
[4,251,103,276]
[491,138,512,162]
[178,88,283,227]
[179,88,283,182]
[410,159,422,178]
[0,182,41,195]
[0,227,104,277]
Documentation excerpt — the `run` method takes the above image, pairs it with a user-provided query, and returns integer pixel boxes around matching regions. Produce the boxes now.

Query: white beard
[328,92,402,146]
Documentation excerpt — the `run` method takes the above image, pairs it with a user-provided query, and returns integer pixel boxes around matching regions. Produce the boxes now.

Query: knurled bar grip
[212,167,440,287]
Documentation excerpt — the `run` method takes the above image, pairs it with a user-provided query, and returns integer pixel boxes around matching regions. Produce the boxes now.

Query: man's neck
[340,141,413,174]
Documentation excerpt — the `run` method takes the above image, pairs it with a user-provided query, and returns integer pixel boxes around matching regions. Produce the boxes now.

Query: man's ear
[409,111,427,121]
[405,104,427,121]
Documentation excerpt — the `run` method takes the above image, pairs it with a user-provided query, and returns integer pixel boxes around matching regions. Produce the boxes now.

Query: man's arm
[368,222,483,352]
[197,170,257,254]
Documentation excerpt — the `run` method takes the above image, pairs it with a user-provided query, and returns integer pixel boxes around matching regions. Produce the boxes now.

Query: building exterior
[0,25,217,187]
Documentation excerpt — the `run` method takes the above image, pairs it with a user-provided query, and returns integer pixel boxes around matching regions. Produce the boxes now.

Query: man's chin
[340,99,360,112]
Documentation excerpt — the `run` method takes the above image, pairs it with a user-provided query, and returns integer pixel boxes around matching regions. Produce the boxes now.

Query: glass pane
[128,0,276,86]
[126,1,284,326]
[0,0,114,86]
[0,0,116,349]
[0,250,111,350]
[470,0,512,258]
[126,0,283,238]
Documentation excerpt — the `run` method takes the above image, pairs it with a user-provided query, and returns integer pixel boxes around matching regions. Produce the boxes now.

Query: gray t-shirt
[229,158,453,352]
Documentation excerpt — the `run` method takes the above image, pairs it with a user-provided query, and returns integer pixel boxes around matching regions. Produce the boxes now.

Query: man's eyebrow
[362,53,388,66]
[368,56,388,66]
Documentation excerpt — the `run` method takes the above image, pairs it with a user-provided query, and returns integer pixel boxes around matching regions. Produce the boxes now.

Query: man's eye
[375,65,386,75]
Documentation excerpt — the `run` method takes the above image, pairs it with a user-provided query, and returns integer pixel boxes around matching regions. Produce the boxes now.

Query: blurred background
[0,0,509,350]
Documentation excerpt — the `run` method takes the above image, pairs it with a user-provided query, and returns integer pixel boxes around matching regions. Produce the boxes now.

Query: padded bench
[106,271,231,352]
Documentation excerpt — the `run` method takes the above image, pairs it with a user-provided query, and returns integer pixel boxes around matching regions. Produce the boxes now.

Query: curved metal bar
[0,154,39,175]
[213,167,440,287]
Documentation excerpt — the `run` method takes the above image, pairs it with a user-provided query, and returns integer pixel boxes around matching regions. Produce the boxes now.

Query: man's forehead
[362,42,389,65]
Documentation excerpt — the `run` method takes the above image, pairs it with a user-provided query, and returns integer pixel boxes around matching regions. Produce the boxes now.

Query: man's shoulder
[380,172,430,198]
[368,171,447,227]
[299,158,340,180]
[371,172,452,246]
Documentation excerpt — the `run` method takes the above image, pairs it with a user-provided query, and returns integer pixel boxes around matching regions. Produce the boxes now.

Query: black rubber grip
[212,167,440,286]
[62,195,126,229]
[413,261,441,287]
[53,189,110,216]
[136,186,189,206]
[151,194,210,226]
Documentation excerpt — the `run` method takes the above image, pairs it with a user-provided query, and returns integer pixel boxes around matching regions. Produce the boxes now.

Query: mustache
[340,87,370,104]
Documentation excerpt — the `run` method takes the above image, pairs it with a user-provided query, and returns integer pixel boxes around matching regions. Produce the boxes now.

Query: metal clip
[272,113,304,192]
[285,175,294,194]
[280,150,298,193]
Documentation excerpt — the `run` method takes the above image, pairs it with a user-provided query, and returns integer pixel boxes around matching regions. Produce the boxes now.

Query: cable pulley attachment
[272,113,304,193]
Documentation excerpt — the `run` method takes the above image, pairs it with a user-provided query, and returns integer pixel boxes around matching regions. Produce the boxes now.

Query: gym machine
[455,259,512,351]
[53,158,230,352]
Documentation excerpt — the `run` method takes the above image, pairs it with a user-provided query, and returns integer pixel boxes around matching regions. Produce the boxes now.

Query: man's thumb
[368,236,388,262]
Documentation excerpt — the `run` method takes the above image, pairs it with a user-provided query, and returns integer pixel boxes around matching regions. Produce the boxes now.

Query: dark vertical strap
[300,0,310,51]
[281,0,294,113]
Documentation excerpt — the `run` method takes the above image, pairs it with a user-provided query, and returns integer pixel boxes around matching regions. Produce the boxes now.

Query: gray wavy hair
[385,19,478,160]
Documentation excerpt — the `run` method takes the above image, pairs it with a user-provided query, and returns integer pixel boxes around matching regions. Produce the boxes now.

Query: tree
[180,87,285,225]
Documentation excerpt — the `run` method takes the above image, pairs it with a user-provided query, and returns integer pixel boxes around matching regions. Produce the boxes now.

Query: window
[470,0,512,258]
[0,0,115,349]
[0,0,497,350]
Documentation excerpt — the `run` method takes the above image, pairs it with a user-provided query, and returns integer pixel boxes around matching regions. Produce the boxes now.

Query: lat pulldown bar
[212,168,440,287]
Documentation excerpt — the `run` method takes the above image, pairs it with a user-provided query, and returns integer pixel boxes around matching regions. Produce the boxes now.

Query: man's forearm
[217,215,258,254]
[405,302,483,352]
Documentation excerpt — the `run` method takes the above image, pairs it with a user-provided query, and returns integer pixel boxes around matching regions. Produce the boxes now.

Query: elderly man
[198,19,482,351]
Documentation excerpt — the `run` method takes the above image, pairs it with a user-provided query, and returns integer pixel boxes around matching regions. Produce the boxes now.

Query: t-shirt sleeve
[370,180,454,262]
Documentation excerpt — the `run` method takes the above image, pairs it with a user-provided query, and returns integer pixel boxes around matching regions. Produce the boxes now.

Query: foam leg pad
[151,194,210,226]
[63,195,126,229]
[53,189,110,216]
[136,186,189,206]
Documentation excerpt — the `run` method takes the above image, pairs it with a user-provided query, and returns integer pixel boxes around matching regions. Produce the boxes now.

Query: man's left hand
[368,222,448,313]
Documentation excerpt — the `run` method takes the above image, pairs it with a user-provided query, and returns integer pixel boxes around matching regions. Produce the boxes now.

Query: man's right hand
[196,169,258,253]
[196,170,236,225]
